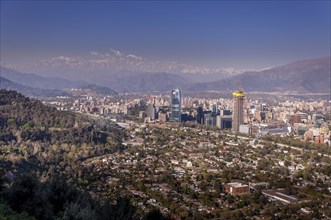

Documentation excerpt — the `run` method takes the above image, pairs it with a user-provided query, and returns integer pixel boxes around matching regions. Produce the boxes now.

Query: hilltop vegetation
[0,90,162,220]
[0,89,76,129]
[0,89,120,146]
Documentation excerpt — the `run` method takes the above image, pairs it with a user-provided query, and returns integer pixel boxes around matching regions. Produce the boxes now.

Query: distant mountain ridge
[0,76,70,97]
[1,56,330,93]
[188,56,331,93]
[78,84,118,96]
[32,49,245,76]
[0,66,119,96]
[0,66,87,89]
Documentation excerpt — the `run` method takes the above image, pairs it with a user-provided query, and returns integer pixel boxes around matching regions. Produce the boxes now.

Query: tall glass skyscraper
[170,89,182,122]
[232,89,245,132]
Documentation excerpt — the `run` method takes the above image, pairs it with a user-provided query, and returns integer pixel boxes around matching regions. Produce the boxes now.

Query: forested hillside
[0,89,120,145]
[0,90,162,219]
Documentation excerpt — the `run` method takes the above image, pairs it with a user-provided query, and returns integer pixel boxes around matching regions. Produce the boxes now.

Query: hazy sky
[1,1,330,69]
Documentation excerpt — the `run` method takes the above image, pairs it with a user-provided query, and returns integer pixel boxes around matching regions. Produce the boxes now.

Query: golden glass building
[232,90,245,132]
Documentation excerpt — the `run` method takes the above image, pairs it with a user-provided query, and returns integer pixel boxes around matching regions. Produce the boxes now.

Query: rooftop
[262,189,299,204]
[226,182,248,188]
[233,91,245,97]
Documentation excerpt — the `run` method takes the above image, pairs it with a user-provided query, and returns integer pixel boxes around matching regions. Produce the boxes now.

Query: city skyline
[1,1,330,72]
[1,1,331,218]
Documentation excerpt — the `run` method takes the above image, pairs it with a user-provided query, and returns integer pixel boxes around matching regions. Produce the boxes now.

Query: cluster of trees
[0,90,125,146]
[0,90,76,129]
[264,134,331,155]
[0,90,169,219]
[0,90,73,144]
[0,172,140,220]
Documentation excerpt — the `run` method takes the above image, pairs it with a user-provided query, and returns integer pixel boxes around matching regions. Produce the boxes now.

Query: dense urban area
[1,0,330,219]
[0,88,330,219]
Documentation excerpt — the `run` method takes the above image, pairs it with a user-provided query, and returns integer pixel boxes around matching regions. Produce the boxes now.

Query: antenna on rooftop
[236,79,243,92]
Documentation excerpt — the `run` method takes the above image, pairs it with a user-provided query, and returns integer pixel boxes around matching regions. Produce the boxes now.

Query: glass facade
[170,89,181,122]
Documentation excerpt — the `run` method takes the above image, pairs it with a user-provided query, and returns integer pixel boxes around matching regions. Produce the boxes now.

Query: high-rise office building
[196,106,204,124]
[146,97,158,120]
[232,89,245,132]
[170,89,182,122]
[146,104,156,120]
[204,113,215,126]
[217,115,232,129]
[212,102,218,114]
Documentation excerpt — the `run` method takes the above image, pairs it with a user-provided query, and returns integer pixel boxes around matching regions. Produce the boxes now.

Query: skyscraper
[232,89,245,132]
[170,89,182,122]
[146,97,157,120]
[196,106,203,124]
[146,103,156,120]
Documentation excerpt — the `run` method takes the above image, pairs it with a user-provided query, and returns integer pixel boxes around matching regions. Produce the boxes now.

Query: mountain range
[189,56,331,93]
[0,76,69,97]
[76,84,118,96]
[0,66,86,90]
[0,56,330,94]
[29,49,245,78]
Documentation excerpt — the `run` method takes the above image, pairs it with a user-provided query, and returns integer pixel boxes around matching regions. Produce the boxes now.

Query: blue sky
[1,1,330,69]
